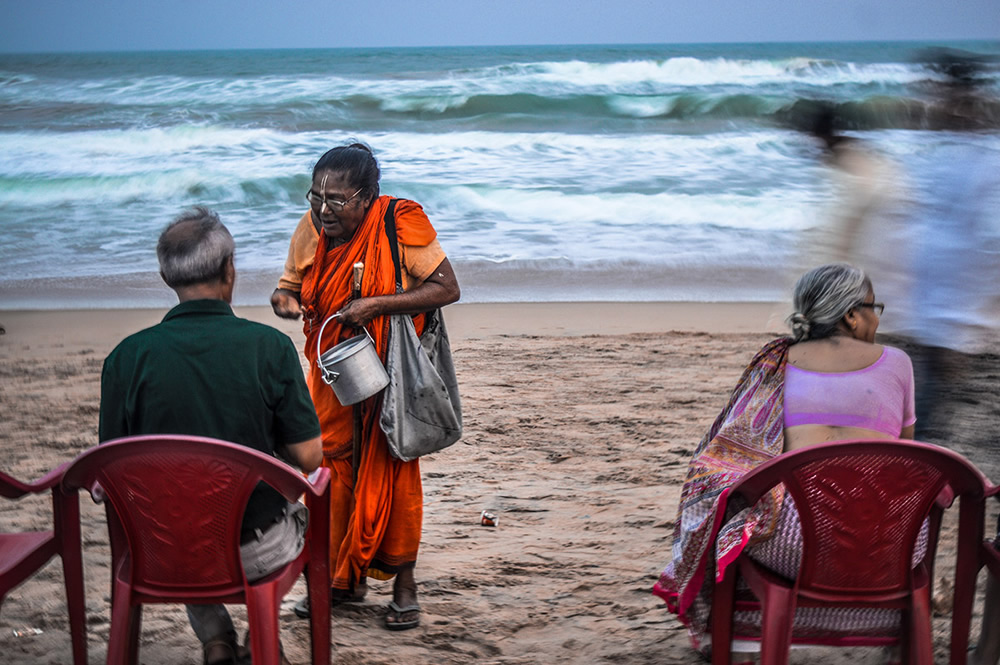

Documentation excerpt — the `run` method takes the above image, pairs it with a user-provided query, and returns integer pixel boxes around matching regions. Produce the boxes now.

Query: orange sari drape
[300,195,436,588]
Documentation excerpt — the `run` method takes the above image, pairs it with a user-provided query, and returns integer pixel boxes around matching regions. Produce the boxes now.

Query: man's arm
[98,358,128,442]
[271,335,323,471]
[280,435,323,473]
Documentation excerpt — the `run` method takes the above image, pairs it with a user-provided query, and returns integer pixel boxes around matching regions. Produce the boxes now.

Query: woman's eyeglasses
[306,187,364,211]
[857,302,885,316]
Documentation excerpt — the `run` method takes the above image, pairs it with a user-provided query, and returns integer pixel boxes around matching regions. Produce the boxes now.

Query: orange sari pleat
[300,195,435,586]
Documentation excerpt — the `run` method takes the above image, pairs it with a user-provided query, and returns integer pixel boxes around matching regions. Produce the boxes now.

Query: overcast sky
[2,0,998,53]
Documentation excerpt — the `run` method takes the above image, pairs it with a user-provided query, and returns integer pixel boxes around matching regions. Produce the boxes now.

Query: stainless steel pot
[316,314,389,406]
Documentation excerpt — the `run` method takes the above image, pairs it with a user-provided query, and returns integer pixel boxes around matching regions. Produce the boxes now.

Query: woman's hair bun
[788,312,812,341]
[347,142,373,154]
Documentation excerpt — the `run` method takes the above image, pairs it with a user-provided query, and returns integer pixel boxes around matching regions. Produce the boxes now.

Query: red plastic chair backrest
[729,439,987,598]
[60,435,316,597]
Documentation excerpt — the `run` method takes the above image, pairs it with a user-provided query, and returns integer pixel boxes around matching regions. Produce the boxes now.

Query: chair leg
[307,479,332,665]
[126,605,141,665]
[62,553,89,665]
[899,607,912,665]
[305,563,331,665]
[246,584,282,665]
[711,565,738,665]
[106,578,135,665]
[758,585,794,665]
[909,586,934,665]
[57,489,89,665]
[951,500,986,665]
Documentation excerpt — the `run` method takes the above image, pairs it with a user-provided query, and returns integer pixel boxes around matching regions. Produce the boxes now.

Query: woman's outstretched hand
[271,288,303,319]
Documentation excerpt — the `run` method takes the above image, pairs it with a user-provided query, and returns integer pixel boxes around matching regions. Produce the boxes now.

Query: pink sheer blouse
[784,346,916,437]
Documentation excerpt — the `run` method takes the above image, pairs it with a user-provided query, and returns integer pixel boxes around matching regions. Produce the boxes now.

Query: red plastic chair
[58,435,331,665]
[950,483,1000,665]
[710,439,987,665]
[1,463,88,664]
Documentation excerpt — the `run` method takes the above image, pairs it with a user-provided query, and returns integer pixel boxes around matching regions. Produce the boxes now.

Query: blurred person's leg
[969,573,1000,665]
[970,518,1000,665]
[912,344,965,442]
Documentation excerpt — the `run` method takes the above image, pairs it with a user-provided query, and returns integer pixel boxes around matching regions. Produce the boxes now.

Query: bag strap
[382,198,403,291]
[382,198,438,327]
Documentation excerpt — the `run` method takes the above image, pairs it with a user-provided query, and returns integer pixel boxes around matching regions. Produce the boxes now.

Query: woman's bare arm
[336,257,460,328]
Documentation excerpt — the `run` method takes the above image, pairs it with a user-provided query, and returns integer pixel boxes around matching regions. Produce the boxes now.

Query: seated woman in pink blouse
[783,263,915,451]
[742,263,918,653]
[655,263,917,662]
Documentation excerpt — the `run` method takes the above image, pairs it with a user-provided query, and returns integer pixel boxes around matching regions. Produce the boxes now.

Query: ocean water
[1,41,998,308]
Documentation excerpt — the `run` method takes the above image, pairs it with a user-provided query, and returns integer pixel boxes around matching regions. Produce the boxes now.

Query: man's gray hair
[788,263,872,342]
[157,207,235,288]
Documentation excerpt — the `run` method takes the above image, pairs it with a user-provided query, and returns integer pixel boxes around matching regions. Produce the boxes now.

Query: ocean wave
[605,92,790,119]
[4,92,999,135]
[0,124,306,181]
[354,91,1000,129]
[2,42,998,306]
[2,56,983,109]
[0,126,815,188]
[777,96,1000,130]
[3,50,998,135]
[0,72,360,107]
[410,185,813,267]
[0,71,37,88]
[521,57,929,88]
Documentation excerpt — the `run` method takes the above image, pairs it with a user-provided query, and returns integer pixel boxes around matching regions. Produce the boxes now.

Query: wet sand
[0,302,997,664]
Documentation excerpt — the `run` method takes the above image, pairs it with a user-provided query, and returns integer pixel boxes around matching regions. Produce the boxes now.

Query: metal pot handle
[316,313,376,385]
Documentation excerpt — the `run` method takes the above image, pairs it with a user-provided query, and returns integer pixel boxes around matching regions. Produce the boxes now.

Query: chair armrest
[305,466,331,497]
[0,460,71,498]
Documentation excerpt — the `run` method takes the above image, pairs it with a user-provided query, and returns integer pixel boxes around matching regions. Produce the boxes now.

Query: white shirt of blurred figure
[904,141,1000,353]
[798,139,914,334]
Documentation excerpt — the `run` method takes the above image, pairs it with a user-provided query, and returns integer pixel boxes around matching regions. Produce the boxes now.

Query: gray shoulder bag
[378,199,462,461]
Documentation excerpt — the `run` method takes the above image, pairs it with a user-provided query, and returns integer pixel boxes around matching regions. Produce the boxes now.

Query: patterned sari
[654,337,914,653]
[652,338,789,650]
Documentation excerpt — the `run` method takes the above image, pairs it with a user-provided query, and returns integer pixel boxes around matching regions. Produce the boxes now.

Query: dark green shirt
[99,299,321,536]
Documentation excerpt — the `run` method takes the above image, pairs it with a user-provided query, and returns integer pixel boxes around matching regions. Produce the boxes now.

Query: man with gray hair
[99,207,322,665]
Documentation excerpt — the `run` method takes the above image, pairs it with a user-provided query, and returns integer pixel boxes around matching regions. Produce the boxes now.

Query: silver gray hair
[787,263,872,342]
[157,207,235,288]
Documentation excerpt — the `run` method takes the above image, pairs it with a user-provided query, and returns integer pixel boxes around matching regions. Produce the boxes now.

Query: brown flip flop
[384,601,420,631]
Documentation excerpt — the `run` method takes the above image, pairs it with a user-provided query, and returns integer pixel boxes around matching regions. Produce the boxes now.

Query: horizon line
[3,36,999,58]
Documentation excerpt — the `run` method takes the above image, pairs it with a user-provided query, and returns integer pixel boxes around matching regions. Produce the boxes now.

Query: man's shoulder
[227,316,295,346]
[106,316,293,362]
[104,322,165,362]
[222,318,303,369]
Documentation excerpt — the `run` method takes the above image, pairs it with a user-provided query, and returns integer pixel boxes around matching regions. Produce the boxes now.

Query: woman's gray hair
[787,263,872,342]
[157,207,235,288]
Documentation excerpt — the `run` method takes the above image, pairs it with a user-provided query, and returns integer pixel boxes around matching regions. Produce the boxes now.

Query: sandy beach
[1,301,998,665]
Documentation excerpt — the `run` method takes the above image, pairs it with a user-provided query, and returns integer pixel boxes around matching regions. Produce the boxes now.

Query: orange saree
[300,196,437,589]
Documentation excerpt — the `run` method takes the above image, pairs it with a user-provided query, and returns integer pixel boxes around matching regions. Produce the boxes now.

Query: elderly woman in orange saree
[271,143,460,631]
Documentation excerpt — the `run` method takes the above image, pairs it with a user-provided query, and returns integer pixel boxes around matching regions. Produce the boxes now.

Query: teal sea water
[1,41,998,308]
